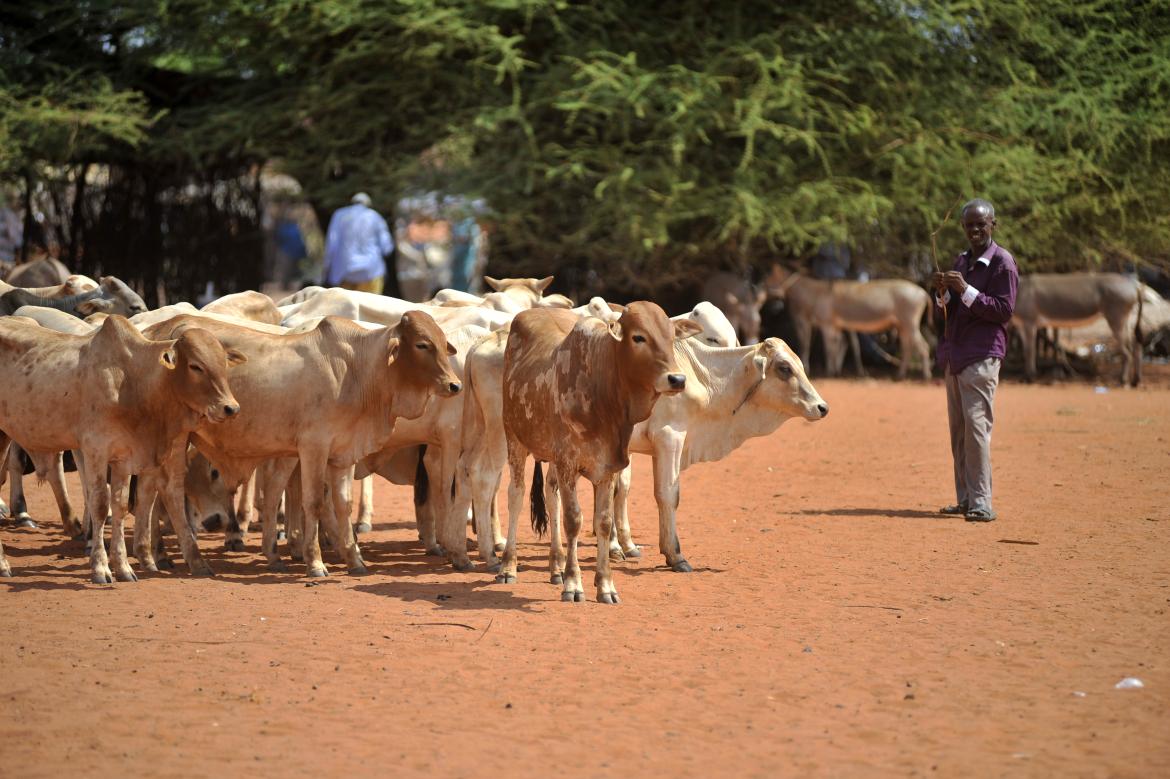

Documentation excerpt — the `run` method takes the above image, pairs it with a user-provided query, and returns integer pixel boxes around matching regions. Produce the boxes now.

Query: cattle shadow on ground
[796,507,957,520]
[0,579,93,592]
[351,579,544,612]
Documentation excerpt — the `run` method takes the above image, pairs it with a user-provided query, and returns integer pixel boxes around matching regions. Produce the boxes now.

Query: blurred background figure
[269,202,309,288]
[323,192,394,294]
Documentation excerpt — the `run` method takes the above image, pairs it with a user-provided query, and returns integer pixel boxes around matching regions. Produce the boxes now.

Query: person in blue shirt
[323,193,394,294]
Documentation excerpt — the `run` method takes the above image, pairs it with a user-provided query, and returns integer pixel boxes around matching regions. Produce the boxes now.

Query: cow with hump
[0,315,245,582]
[499,301,701,603]
[142,311,461,578]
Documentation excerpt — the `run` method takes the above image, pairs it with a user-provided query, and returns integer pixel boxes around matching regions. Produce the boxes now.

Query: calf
[0,316,244,582]
[498,303,700,603]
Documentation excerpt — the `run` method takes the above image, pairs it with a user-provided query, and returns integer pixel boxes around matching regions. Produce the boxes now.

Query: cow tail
[413,445,429,507]
[530,460,548,538]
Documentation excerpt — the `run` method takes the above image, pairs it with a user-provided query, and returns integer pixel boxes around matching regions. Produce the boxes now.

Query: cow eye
[706,337,719,344]
[415,342,429,351]
[210,469,219,480]
[632,334,646,344]
[776,362,793,377]
[189,364,204,374]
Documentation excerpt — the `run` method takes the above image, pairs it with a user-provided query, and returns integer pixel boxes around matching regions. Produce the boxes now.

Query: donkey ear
[607,319,623,341]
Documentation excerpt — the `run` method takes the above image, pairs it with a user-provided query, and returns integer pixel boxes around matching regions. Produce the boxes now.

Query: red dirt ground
[1,378,1167,777]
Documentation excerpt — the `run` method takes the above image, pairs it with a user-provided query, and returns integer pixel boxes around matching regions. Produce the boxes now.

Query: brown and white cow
[0,315,245,582]
[142,312,461,577]
[497,303,700,603]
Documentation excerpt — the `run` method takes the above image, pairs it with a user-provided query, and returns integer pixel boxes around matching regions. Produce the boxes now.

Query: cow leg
[653,430,690,572]
[495,441,529,584]
[132,474,161,572]
[7,448,34,528]
[417,447,442,557]
[0,534,9,577]
[83,452,114,584]
[259,458,297,571]
[156,446,214,577]
[592,473,620,604]
[42,451,82,538]
[545,465,565,583]
[225,469,257,551]
[0,438,9,577]
[107,463,137,582]
[612,462,639,559]
[297,452,331,578]
[355,475,374,534]
[326,466,366,575]
[1105,311,1139,386]
[433,444,471,571]
[286,463,304,561]
[555,464,585,603]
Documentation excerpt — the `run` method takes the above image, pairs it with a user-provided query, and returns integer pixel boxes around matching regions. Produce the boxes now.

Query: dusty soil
[2,379,1167,778]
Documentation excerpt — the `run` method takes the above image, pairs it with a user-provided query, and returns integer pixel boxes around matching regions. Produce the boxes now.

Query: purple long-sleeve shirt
[935,240,1019,374]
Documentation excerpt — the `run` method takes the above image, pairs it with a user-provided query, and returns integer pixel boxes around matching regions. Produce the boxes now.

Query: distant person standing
[931,198,1019,523]
[323,192,394,294]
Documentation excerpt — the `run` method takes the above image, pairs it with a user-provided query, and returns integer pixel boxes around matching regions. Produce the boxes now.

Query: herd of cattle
[0,257,1156,602]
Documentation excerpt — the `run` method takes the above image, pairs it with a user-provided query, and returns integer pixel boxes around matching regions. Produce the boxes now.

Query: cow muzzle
[207,401,241,423]
[441,380,463,397]
[665,373,687,392]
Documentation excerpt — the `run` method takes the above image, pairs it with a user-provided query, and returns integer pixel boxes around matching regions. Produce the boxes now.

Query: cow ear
[753,352,769,381]
[606,301,627,315]
[483,276,503,291]
[160,348,178,370]
[225,348,248,367]
[533,276,554,293]
[386,339,400,364]
[76,299,105,316]
[446,341,457,356]
[673,319,704,340]
[607,320,623,341]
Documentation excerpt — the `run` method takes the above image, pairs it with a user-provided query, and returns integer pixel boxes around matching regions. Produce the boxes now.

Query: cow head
[750,338,828,421]
[76,276,149,318]
[608,301,700,395]
[386,310,462,420]
[184,449,233,534]
[160,327,247,423]
[688,301,739,347]
[484,275,555,309]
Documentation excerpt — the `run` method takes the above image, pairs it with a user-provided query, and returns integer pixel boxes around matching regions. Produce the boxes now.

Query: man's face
[961,207,996,253]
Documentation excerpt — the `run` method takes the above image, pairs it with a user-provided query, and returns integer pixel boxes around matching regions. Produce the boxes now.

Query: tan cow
[201,290,283,325]
[767,268,932,380]
[0,316,245,582]
[1013,272,1143,386]
[498,303,700,603]
[142,312,461,577]
[2,257,72,287]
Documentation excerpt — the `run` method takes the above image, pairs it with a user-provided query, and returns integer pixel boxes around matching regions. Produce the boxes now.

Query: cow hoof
[307,566,329,578]
[190,561,215,577]
[156,557,175,571]
[16,517,37,529]
[0,567,11,578]
[623,546,642,559]
[91,569,113,585]
[141,561,159,573]
[348,564,369,576]
[116,568,138,583]
[672,559,693,573]
[224,538,246,552]
[451,557,473,572]
[276,529,287,541]
[354,522,372,535]
[597,592,620,604]
[67,520,84,537]
[268,560,288,573]
[495,573,517,585]
[561,590,584,603]
[550,573,563,585]
[608,549,626,562]
[424,544,444,557]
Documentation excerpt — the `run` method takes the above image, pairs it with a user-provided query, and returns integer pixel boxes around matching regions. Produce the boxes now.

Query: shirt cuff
[936,290,951,306]
[961,284,980,307]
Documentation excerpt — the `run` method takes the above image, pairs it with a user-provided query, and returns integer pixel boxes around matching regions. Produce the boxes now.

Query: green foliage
[2,0,1168,292]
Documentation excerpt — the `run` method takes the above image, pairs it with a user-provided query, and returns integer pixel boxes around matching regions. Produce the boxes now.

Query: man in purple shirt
[930,198,1019,522]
